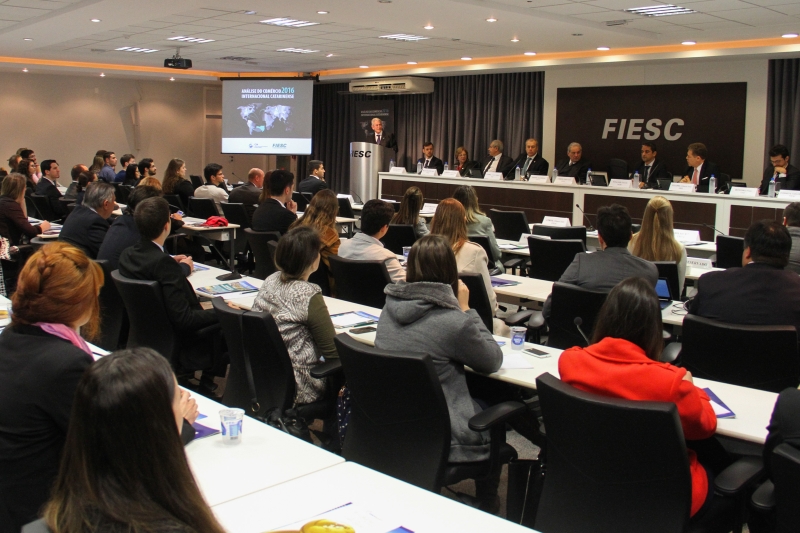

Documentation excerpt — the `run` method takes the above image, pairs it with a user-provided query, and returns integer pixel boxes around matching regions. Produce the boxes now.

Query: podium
[349,142,385,203]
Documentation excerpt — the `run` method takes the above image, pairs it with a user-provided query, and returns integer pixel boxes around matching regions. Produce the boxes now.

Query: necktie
[377,135,381,144]
[485,157,495,174]
[424,160,430,168]
[692,168,699,186]
[643,166,650,182]
[523,157,532,174]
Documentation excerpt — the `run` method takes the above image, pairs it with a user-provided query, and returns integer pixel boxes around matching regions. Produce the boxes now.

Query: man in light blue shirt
[97,151,117,183]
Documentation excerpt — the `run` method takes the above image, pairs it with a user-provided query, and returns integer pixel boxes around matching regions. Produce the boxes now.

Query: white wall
[0,71,218,183]
[541,58,769,186]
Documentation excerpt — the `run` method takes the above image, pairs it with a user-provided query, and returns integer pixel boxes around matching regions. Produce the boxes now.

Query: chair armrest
[504,309,535,326]
[750,480,775,512]
[714,456,764,496]
[310,359,343,379]
[660,342,682,363]
[196,323,222,338]
[503,258,526,270]
[468,401,527,432]
[526,311,545,329]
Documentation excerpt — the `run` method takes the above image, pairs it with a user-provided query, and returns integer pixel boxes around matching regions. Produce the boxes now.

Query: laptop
[468,168,484,179]
[655,278,674,309]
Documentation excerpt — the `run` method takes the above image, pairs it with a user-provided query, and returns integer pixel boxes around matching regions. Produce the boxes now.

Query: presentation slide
[221,79,313,155]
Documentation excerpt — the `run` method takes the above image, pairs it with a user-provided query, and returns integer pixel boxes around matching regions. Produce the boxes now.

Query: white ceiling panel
[714,7,791,23]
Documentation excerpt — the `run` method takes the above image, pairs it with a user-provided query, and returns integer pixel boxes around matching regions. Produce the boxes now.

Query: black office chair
[607,158,629,181]
[546,282,607,349]
[308,258,331,296]
[30,195,61,222]
[715,235,744,269]
[190,174,204,189]
[654,261,681,300]
[469,235,501,275]
[25,195,41,219]
[730,181,747,189]
[163,193,185,213]
[292,191,309,212]
[328,255,391,309]
[244,228,280,280]
[532,224,587,246]
[334,334,525,499]
[95,260,125,351]
[534,373,760,533]
[188,197,218,219]
[718,173,731,194]
[750,444,800,533]
[527,236,585,282]
[488,209,530,241]
[112,183,131,204]
[458,273,495,332]
[380,224,416,255]
[338,197,355,219]
[675,314,799,392]
[212,298,252,411]
[657,178,674,191]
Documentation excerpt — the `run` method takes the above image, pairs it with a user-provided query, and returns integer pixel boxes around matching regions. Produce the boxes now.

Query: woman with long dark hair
[390,186,428,238]
[290,189,340,290]
[162,158,193,209]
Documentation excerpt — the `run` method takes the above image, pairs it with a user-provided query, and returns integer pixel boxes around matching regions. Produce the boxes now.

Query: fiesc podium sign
[350,142,384,203]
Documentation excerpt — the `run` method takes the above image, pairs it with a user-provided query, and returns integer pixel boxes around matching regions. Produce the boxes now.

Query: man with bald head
[512,138,549,179]
[228,167,265,220]
[555,142,591,184]
[481,139,515,178]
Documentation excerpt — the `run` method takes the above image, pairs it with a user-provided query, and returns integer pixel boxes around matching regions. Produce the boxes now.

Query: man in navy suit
[555,142,591,184]
[480,139,515,178]
[418,142,444,175]
[35,159,67,218]
[512,138,549,179]
[58,181,115,258]
[680,142,723,193]
[252,169,298,235]
[298,160,329,197]
[633,142,671,189]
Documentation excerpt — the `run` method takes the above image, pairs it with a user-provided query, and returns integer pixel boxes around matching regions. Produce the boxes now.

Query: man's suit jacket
[227,181,261,220]
[759,164,800,195]
[58,205,110,259]
[298,176,329,196]
[365,131,388,146]
[512,152,550,177]
[34,177,66,217]
[632,159,671,189]
[480,154,515,178]
[555,158,592,184]
[543,246,658,318]
[251,198,297,235]
[418,156,444,176]
[765,387,800,480]
[687,262,800,332]
[682,161,722,193]
[97,213,139,270]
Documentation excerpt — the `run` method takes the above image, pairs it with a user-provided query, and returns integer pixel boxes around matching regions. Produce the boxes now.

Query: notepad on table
[330,311,380,329]
[703,387,736,419]
[501,353,535,370]
[196,280,258,296]
[491,277,521,287]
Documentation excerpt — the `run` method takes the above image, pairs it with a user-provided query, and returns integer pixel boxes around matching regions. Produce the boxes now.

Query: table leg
[216,227,242,281]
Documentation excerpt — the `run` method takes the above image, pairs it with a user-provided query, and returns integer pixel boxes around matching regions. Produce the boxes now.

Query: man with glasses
[759,144,800,196]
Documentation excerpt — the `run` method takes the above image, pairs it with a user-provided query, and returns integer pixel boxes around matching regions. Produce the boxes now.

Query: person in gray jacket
[783,202,800,275]
[375,235,503,506]
[543,204,658,319]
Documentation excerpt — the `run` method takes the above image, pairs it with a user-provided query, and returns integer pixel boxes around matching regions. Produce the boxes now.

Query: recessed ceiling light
[23,38,32,41]
[168,36,215,43]
[486,18,497,22]
[511,38,519,42]
[782,33,799,38]
[461,56,472,60]
[317,11,328,14]
[22,68,28,72]
[115,46,159,53]
[524,51,536,56]
[572,33,583,36]
[380,34,428,41]
[243,10,257,15]
[407,61,417,64]
[90,18,101,22]
[625,4,695,16]
[378,0,392,3]
[260,17,319,27]
[424,25,434,30]
[169,77,175,81]
[681,40,696,45]
[277,47,319,53]
[597,46,610,51]
[99,73,105,77]
[326,53,334,57]
[359,65,369,68]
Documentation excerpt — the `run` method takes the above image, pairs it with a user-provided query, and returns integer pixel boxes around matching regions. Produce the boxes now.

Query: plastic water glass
[510,326,526,351]
[402,246,412,258]
[220,408,244,445]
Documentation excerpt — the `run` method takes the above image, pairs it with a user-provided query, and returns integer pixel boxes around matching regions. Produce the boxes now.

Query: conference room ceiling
[0,0,798,76]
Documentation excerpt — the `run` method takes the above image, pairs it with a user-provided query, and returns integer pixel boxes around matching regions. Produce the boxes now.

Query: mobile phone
[349,326,377,334]
[523,347,551,358]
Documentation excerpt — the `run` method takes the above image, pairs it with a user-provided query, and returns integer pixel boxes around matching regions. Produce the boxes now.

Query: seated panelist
[554,142,591,184]
[512,138,549,178]
[680,142,723,193]
[633,142,671,189]
[455,146,480,177]
[417,142,444,175]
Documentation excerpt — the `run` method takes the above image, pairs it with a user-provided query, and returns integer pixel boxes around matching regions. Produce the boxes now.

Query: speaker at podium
[349,142,392,203]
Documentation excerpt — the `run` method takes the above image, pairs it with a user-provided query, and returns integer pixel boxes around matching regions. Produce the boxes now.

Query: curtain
[301,71,544,193]
[766,59,800,164]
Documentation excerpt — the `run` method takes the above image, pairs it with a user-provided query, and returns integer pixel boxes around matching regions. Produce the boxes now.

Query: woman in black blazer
[0,173,50,245]
[0,242,104,533]
[161,158,194,210]
[455,146,480,177]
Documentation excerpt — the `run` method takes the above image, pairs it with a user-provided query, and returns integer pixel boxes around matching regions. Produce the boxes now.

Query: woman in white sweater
[629,195,687,295]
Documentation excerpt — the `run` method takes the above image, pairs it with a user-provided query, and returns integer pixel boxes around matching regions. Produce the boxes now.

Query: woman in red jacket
[558,277,717,518]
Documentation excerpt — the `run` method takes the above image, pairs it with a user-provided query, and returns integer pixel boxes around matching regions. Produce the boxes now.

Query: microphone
[350,191,364,205]
[702,223,726,237]
[575,204,594,231]
[573,317,590,345]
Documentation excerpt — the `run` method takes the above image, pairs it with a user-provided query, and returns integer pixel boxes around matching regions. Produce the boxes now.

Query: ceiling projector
[165,50,192,69]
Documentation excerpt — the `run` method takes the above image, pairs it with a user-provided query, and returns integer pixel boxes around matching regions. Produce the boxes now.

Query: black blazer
[682,161,722,193]
[632,159,671,188]
[252,198,297,235]
[456,160,480,177]
[58,205,110,259]
[168,179,195,211]
[365,131,388,146]
[418,156,444,176]
[227,182,262,220]
[298,176,329,196]
[0,325,93,533]
[765,387,800,480]
[35,178,66,217]
[0,195,42,246]
[97,213,139,271]
[555,158,592,183]
[512,152,550,178]
[759,164,800,195]
[480,154,515,178]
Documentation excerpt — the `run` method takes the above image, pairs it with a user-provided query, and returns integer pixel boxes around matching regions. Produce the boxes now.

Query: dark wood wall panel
[729,205,783,238]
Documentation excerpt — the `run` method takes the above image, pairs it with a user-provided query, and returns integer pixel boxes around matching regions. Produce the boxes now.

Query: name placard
[528,176,549,184]
[420,168,439,177]
[608,179,632,189]
[441,170,459,178]
[778,189,800,200]
[484,171,504,181]
[553,176,576,186]
[687,257,714,269]
[388,166,406,174]
[540,216,571,227]
[729,187,759,198]
[669,182,696,193]
[673,229,702,245]
[420,202,438,215]
[519,233,534,245]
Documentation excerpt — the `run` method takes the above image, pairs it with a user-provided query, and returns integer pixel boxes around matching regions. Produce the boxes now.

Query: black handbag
[264,407,312,442]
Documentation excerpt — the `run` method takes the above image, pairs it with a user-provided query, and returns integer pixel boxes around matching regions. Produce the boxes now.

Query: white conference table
[212,462,535,532]
[0,294,10,328]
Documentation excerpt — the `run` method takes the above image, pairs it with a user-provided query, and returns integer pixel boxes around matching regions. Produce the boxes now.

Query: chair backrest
[292,191,309,212]
[730,181,747,188]
[458,273,493,332]
[219,202,251,228]
[113,183,131,204]
[335,334,451,491]
[535,373,692,533]
[25,195,40,219]
[95,260,125,351]
[110,270,176,364]
[607,158,629,180]
[338,197,355,219]
[188,197,218,219]
[212,298,256,413]
[527,236,586,282]
[379,224,417,255]
[308,258,331,296]
[468,235,496,269]
[680,314,799,392]
[488,209,530,241]
[31,195,57,221]
[657,178,674,191]
[328,254,391,308]
[716,235,744,269]
[772,443,800,533]
[163,194,185,213]
[532,225,587,246]
[547,282,608,349]
[190,175,204,189]
[244,228,280,280]
[653,261,680,300]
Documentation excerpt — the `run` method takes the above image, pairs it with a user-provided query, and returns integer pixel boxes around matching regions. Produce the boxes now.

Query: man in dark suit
[228,167,264,220]
[298,160,329,196]
[58,181,115,258]
[251,169,298,235]
[118,196,226,394]
[417,142,444,175]
[35,159,67,217]
[481,139,515,178]
[512,138,549,179]
[688,220,800,333]
[365,117,388,146]
[633,142,671,189]
[759,144,800,195]
[555,142,591,184]
[680,142,723,193]
[97,185,161,270]
[542,204,658,319]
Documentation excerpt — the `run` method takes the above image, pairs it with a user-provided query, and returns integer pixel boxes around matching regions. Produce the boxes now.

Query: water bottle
[551,168,558,183]
[443,161,448,172]
[389,158,395,169]
[768,176,776,198]
[633,171,640,188]
[417,160,423,174]
[514,166,521,181]
[709,175,717,195]
[586,168,593,186]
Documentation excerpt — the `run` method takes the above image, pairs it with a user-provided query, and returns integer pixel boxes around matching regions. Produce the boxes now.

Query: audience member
[252,169,298,235]
[193,163,228,212]
[760,144,800,195]
[114,153,136,183]
[559,277,717,517]
[542,204,658,319]
[555,142,591,183]
[391,185,429,238]
[455,146,479,177]
[19,149,40,183]
[290,189,340,290]
[783,202,800,274]
[252,226,338,404]
[122,161,141,187]
[633,141,671,189]
[40,348,224,533]
[97,150,117,183]
[138,158,157,179]
[375,234,502,509]
[7,154,21,173]
[17,158,38,195]
[162,158,193,209]
[74,170,97,206]
[512,138,549,178]
[680,142,722,193]
[97,185,161,270]
[629,195,687,294]
[87,154,104,175]
[418,142,444,175]
[63,164,86,200]
[481,139,515,178]
[687,220,800,332]
[452,185,502,272]
[298,160,328,196]
[58,181,115,259]
[0,243,103,532]
[138,175,162,190]
[0,174,50,245]
[35,159,67,218]
[338,199,404,283]
[227,167,264,219]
